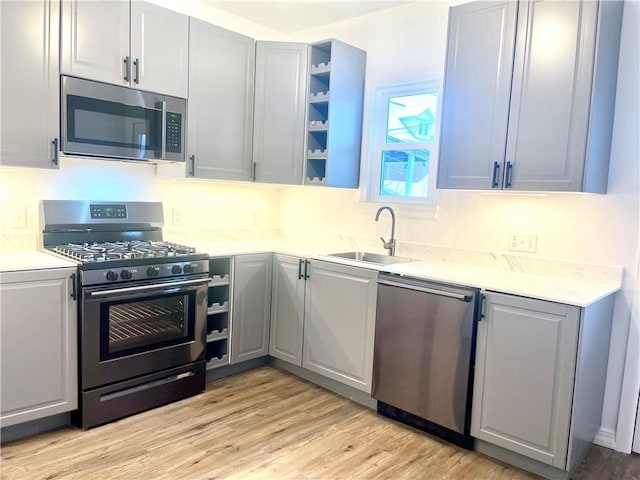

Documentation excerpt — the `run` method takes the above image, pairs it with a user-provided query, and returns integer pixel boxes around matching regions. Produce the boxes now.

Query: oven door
[81,275,208,390]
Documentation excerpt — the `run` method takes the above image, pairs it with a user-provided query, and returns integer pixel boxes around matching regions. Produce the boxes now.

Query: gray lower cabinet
[1,0,60,169]
[252,41,308,185]
[269,254,306,366]
[438,0,623,193]
[472,292,614,473]
[230,254,272,364]
[0,267,78,427]
[302,260,378,393]
[187,20,255,181]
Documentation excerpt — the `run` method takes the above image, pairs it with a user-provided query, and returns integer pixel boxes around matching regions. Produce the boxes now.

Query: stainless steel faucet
[375,206,396,256]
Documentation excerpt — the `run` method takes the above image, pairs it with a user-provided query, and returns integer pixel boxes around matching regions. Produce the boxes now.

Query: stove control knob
[120,269,132,280]
[171,265,183,275]
[183,264,194,274]
[147,266,160,277]
[106,271,118,281]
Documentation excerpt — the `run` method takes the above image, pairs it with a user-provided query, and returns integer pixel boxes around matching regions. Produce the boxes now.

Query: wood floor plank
[1,367,638,480]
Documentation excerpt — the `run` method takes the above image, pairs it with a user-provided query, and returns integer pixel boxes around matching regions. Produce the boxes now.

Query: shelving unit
[206,257,231,370]
[304,40,366,188]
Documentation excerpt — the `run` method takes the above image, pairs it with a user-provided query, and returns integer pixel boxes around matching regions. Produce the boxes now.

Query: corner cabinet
[304,40,366,188]
[252,42,308,185]
[61,0,189,97]
[302,260,378,392]
[187,20,255,181]
[1,267,78,427]
[472,292,615,474]
[437,0,623,193]
[1,0,60,169]
[230,254,272,364]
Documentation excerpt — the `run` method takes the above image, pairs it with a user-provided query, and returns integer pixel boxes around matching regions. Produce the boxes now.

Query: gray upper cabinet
[187,20,255,181]
[230,253,272,364]
[1,267,78,427]
[252,41,308,185]
[438,0,623,193]
[302,260,377,392]
[1,0,60,169]
[269,254,306,366]
[437,1,517,190]
[61,0,189,98]
[472,292,615,473]
[304,40,366,188]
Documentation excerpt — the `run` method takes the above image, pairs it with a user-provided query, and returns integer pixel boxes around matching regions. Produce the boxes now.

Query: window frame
[365,80,440,206]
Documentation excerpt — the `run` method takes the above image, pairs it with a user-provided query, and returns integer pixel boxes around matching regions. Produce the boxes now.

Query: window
[367,81,439,205]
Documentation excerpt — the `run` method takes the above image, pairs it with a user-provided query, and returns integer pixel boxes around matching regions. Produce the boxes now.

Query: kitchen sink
[327,251,417,265]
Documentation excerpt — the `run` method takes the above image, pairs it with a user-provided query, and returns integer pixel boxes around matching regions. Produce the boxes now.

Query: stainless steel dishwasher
[372,273,481,449]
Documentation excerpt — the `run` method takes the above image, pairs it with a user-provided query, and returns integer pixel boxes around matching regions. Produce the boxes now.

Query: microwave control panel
[166,112,182,153]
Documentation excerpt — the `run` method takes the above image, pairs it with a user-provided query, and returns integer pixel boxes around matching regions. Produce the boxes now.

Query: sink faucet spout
[375,206,396,256]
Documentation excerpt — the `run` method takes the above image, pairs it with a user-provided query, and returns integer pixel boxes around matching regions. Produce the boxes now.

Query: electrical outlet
[508,232,537,253]
[10,206,27,229]
[172,208,183,226]
[250,212,258,226]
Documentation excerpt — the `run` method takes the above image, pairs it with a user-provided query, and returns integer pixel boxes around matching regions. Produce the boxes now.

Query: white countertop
[191,240,622,307]
[1,243,622,307]
[0,251,79,273]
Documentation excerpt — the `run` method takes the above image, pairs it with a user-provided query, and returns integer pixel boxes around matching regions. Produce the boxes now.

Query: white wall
[278,0,640,450]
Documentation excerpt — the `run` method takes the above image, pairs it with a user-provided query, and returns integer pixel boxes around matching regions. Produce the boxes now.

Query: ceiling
[202,1,414,34]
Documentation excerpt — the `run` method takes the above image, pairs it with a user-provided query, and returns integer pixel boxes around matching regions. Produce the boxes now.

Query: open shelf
[206,339,229,369]
[304,39,365,188]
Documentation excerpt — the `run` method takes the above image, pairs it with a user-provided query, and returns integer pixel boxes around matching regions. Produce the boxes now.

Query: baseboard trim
[593,428,616,449]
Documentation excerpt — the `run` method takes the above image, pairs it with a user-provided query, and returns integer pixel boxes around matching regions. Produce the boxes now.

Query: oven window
[101,292,195,360]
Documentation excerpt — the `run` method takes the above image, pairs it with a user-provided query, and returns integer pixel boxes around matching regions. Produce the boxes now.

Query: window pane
[379,149,430,198]
[386,93,438,143]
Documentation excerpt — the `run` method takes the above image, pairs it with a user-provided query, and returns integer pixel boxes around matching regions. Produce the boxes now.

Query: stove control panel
[81,260,209,286]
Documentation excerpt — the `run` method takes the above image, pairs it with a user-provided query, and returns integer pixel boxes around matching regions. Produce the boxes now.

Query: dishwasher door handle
[378,278,473,302]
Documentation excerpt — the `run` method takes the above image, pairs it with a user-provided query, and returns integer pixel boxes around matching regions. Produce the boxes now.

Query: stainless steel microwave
[61,76,186,163]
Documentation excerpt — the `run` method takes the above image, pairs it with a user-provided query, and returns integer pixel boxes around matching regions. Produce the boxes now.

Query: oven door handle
[88,277,209,299]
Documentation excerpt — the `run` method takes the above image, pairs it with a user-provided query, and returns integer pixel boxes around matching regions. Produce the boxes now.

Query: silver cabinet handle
[491,161,500,188]
[252,162,257,181]
[505,161,513,188]
[123,56,130,82]
[51,138,59,166]
[189,154,196,176]
[133,58,140,84]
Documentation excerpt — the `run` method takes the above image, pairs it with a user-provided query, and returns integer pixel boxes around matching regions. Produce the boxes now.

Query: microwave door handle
[161,100,167,160]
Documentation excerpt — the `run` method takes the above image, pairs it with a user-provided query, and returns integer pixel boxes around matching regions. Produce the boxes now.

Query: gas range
[40,200,209,286]
[51,240,197,262]
[40,200,209,428]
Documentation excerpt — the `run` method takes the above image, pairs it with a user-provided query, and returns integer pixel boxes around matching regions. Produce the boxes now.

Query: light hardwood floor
[0,367,637,479]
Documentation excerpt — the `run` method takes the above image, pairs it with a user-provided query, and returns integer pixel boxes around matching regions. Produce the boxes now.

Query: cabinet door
[505,0,597,191]
[1,0,60,169]
[253,42,308,185]
[471,292,580,468]
[303,261,377,392]
[130,2,189,98]
[188,19,255,180]
[60,0,129,86]
[270,255,305,366]
[1,268,78,427]
[436,1,517,190]
[231,254,272,364]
